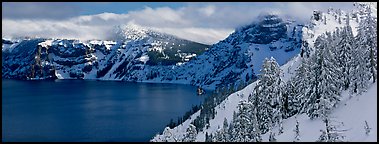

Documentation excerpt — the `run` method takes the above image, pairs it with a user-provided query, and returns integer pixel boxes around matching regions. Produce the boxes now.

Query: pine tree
[269,130,277,142]
[212,119,229,142]
[356,5,377,83]
[336,26,355,90]
[290,57,313,115]
[301,40,311,58]
[317,118,346,142]
[230,100,258,142]
[213,128,224,142]
[162,127,175,142]
[294,118,300,142]
[183,124,197,142]
[205,132,212,142]
[227,120,235,142]
[304,34,342,119]
[222,117,230,141]
[249,57,284,133]
[364,120,371,135]
[351,21,371,94]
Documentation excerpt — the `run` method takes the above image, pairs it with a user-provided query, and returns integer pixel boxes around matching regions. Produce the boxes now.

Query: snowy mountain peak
[113,23,151,41]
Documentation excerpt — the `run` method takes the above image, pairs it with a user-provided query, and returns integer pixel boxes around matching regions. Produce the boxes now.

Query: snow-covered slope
[151,53,377,141]
[150,54,303,142]
[261,81,377,142]
[151,3,377,142]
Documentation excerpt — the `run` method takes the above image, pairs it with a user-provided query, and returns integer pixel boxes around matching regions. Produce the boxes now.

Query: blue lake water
[2,79,209,142]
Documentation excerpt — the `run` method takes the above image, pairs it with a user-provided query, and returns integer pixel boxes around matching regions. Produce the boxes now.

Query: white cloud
[153,27,233,44]
[2,2,356,44]
[198,5,216,17]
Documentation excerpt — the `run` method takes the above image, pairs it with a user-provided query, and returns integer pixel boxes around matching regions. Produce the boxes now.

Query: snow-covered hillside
[151,3,377,142]
[260,81,377,142]
[151,54,377,142]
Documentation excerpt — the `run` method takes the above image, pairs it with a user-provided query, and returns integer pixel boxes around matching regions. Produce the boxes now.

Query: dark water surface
[2,79,208,142]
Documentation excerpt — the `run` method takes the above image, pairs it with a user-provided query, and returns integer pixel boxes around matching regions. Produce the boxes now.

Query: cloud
[2,2,356,44]
[127,6,192,28]
[198,5,216,17]
[152,27,234,44]
[2,2,81,20]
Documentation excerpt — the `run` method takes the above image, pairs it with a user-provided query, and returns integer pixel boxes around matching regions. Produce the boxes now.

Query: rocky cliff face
[2,14,303,90]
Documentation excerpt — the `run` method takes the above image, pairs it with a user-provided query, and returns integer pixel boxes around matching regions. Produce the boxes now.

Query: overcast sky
[2,2,356,44]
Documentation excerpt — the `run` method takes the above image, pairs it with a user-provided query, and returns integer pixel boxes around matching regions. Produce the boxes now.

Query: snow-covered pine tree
[290,57,313,116]
[230,100,260,142]
[205,132,212,142]
[249,57,284,133]
[294,118,300,142]
[212,119,229,142]
[304,34,342,119]
[283,78,300,118]
[227,119,235,142]
[162,127,175,142]
[269,130,277,142]
[356,5,377,83]
[301,40,311,58]
[350,20,371,94]
[336,26,355,90]
[183,124,197,142]
[213,128,224,142]
[222,117,230,141]
[317,117,346,142]
[230,101,248,142]
[364,120,371,135]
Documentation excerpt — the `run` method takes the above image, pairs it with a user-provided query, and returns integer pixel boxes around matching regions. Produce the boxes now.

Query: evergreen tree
[269,130,277,142]
[227,119,235,142]
[213,128,223,142]
[351,23,371,94]
[205,132,212,142]
[249,57,284,133]
[356,5,377,83]
[222,117,230,141]
[212,119,229,142]
[291,57,313,115]
[336,26,355,90]
[304,34,341,119]
[230,100,261,142]
[364,120,371,135]
[294,118,300,142]
[183,124,197,142]
[162,127,175,142]
[317,118,346,142]
[301,40,311,58]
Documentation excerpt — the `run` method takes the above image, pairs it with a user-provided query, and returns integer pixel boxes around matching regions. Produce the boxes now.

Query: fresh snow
[151,53,377,142]
[150,4,377,142]
[260,81,377,142]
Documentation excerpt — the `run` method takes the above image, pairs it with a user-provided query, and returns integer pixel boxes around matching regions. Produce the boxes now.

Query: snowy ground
[261,81,377,142]
[151,54,377,142]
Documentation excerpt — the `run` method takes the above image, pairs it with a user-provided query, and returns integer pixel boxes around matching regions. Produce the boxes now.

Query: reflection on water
[2,79,209,142]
